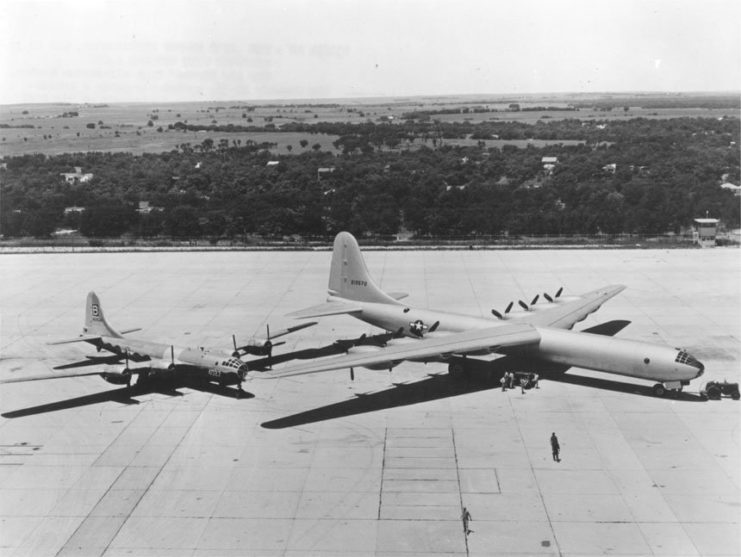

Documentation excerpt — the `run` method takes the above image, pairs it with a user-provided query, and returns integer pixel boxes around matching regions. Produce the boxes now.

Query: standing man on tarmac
[551,432,560,462]
[461,506,472,535]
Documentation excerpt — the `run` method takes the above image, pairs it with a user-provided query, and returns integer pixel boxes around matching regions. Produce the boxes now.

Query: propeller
[428,321,440,333]
[492,301,514,320]
[124,349,131,388]
[531,294,539,305]
[518,300,529,311]
[543,287,564,303]
[264,324,273,368]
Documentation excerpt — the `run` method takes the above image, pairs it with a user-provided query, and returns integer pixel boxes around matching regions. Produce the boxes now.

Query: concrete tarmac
[0,248,739,556]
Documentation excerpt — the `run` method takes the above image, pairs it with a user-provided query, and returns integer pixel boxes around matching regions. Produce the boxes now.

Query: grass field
[1,93,737,157]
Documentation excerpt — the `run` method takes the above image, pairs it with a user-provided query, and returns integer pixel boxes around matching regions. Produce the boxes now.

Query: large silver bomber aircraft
[267,232,705,396]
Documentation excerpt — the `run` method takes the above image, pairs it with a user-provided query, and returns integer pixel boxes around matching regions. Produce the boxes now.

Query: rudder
[327,232,400,305]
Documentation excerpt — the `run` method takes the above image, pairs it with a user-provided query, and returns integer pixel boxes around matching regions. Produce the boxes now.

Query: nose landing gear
[652,381,684,397]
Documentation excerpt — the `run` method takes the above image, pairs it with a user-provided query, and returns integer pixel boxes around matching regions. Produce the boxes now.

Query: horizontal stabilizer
[581,320,631,337]
[387,291,409,301]
[119,328,143,335]
[287,301,363,319]
[47,335,101,346]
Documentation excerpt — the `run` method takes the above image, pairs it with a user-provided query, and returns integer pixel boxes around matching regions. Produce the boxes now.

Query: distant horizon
[2,90,740,108]
[3,0,739,105]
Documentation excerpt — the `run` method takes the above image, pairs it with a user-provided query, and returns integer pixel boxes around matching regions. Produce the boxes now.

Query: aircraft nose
[687,355,704,377]
[238,363,250,380]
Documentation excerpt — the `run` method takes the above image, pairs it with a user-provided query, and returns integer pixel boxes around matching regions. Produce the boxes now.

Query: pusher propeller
[492,301,514,320]
[543,287,564,303]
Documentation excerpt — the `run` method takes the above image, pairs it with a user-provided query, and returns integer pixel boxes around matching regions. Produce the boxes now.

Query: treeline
[0,117,738,239]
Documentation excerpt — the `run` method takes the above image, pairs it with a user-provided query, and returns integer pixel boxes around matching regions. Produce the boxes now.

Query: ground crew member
[461,506,472,535]
[500,373,507,391]
[551,432,560,462]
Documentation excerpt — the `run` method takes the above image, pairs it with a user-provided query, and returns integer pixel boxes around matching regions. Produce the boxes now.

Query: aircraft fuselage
[335,297,704,384]
[91,336,247,386]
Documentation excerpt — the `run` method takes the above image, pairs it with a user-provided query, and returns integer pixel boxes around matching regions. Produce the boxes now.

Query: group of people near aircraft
[1,232,705,404]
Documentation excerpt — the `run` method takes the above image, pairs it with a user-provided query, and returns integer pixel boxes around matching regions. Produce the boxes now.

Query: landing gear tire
[448,362,465,380]
[652,383,666,397]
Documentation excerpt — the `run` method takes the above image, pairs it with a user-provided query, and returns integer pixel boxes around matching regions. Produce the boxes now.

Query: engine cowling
[148,359,176,372]
[101,365,132,385]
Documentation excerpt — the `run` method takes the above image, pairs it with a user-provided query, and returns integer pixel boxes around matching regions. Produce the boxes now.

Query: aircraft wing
[263,323,540,378]
[519,285,626,329]
[53,354,127,370]
[265,321,318,340]
[0,368,147,384]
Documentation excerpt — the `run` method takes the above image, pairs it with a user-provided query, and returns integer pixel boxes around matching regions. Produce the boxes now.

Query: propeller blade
[266,324,270,341]
[232,334,238,352]
[350,367,355,381]
[531,294,539,305]
[505,302,514,314]
[556,287,563,298]
[491,309,503,319]
[544,293,554,303]
[429,321,440,333]
[518,300,529,311]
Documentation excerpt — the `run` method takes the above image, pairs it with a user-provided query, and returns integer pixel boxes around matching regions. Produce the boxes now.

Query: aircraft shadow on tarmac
[0,343,349,419]
[261,364,705,429]
[1,379,254,419]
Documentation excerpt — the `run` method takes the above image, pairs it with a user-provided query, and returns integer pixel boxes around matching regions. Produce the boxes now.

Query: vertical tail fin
[84,292,121,338]
[327,232,400,305]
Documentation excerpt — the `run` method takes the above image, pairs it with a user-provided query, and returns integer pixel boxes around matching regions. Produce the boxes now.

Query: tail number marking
[351,280,367,287]
[91,304,101,319]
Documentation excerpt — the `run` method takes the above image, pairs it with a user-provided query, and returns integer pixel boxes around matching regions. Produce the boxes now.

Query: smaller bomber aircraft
[0,292,315,394]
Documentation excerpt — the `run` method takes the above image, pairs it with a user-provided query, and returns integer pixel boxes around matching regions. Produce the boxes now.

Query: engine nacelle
[101,365,131,385]
[148,359,176,373]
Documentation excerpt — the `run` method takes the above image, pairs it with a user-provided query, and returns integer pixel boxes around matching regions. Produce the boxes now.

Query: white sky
[1,0,739,104]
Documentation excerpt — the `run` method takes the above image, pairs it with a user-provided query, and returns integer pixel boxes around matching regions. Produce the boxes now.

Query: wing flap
[263,323,540,378]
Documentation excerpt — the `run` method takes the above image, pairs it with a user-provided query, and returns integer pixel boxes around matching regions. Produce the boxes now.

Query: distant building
[61,166,93,184]
[693,218,719,248]
[720,182,741,195]
[602,163,617,174]
[542,156,558,174]
[137,201,163,214]
[266,161,280,167]
[63,206,86,215]
[317,167,335,179]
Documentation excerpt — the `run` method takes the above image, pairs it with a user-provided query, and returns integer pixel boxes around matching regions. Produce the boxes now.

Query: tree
[300,139,309,148]
[165,205,201,238]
